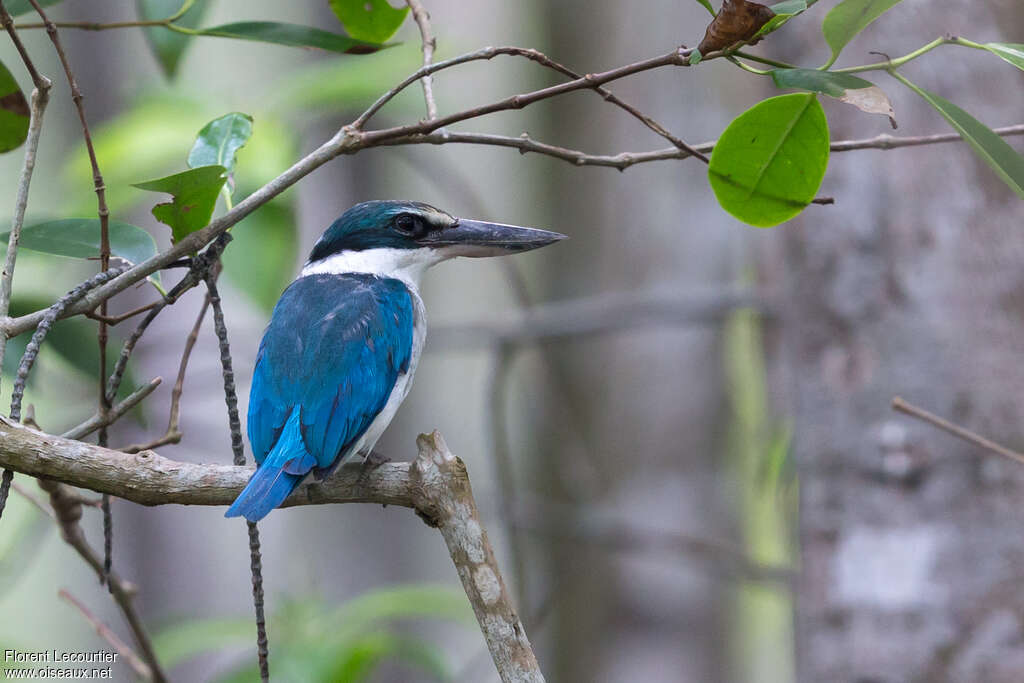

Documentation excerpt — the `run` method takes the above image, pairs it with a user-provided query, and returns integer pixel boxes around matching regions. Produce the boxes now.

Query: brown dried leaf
[839,85,898,129]
[697,0,776,53]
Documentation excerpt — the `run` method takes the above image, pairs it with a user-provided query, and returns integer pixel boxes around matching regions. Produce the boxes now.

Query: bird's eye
[394,214,420,235]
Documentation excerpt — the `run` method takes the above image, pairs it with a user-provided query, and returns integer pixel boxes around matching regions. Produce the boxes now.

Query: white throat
[300,247,445,289]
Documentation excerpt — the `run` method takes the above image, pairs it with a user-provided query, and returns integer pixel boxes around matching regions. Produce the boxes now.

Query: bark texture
[761,2,1024,681]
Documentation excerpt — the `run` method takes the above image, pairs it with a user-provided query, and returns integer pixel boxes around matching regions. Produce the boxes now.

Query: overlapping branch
[0,421,544,682]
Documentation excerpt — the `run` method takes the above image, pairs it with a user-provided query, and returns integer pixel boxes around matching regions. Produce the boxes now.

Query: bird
[225,200,566,522]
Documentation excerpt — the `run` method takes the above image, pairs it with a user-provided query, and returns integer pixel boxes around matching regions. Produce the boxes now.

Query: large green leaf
[822,0,904,65]
[133,165,227,243]
[0,59,29,153]
[708,93,830,227]
[897,77,1024,198]
[329,0,409,43]
[137,0,211,78]
[187,112,253,185]
[221,198,297,313]
[771,68,894,121]
[0,219,159,268]
[771,68,873,97]
[62,94,294,216]
[4,0,62,17]
[983,42,1024,72]
[197,22,385,55]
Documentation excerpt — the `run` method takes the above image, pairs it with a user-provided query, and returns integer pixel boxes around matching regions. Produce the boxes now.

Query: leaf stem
[732,50,798,70]
[829,36,986,74]
[728,57,772,75]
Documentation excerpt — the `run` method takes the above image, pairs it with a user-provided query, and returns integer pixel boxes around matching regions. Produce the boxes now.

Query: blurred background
[0,0,1022,681]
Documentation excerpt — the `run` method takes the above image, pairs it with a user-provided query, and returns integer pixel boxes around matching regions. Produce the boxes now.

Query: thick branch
[411,431,543,683]
[0,417,421,507]
[0,420,543,681]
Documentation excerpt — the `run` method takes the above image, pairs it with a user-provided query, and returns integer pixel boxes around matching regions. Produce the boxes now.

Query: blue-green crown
[308,200,455,261]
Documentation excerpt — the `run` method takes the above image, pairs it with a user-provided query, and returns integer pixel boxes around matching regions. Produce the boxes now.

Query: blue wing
[246,273,415,474]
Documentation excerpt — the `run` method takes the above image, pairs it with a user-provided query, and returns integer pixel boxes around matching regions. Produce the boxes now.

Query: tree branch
[405,0,438,120]
[891,396,1024,466]
[0,421,544,681]
[411,431,543,683]
[1,38,1018,341]
[58,589,153,681]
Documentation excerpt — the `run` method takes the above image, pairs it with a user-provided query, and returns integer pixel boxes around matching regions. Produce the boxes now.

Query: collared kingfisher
[225,200,565,522]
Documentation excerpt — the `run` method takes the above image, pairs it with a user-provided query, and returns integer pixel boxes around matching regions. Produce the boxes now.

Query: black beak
[421,218,567,257]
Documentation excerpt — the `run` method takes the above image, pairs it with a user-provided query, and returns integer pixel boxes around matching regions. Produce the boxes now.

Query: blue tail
[225,464,303,522]
[226,411,310,522]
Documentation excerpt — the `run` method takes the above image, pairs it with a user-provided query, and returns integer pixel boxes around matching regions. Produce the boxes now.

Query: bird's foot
[358,449,391,479]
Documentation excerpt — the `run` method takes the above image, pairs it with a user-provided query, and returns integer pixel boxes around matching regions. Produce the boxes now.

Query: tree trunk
[761,2,1024,681]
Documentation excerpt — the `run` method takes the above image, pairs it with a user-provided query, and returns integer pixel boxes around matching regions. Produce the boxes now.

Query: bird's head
[304,200,565,282]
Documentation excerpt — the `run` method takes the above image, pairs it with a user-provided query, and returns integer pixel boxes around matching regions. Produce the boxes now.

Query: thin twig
[379,124,1024,171]
[36,478,168,683]
[63,377,163,441]
[25,0,117,585]
[58,589,153,681]
[0,1,53,517]
[10,266,129,422]
[119,297,209,453]
[405,0,438,120]
[0,1,47,86]
[0,4,51,321]
[105,237,231,404]
[11,480,53,518]
[85,300,162,325]
[891,396,1024,466]
[206,271,270,683]
[3,39,1021,340]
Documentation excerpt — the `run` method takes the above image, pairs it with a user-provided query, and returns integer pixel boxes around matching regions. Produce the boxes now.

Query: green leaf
[153,618,253,667]
[221,199,297,312]
[708,93,830,227]
[771,68,873,96]
[62,94,294,217]
[0,59,30,153]
[197,22,386,55]
[896,77,1024,198]
[187,112,253,185]
[273,42,422,114]
[329,0,409,43]
[771,68,894,121]
[694,0,715,15]
[133,165,227,243]
[983,42,1024,72]
[137,0,211,78]
[755,0,807,38]
[0,220,159,270]
[822,0,904,64]
[4,0,62,17]
[328,632,449,683]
